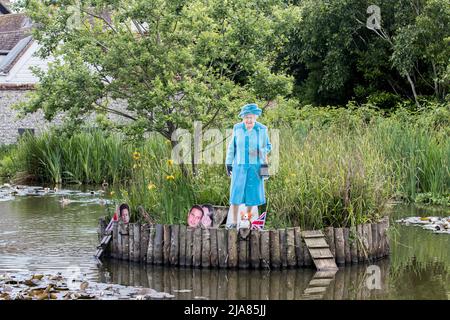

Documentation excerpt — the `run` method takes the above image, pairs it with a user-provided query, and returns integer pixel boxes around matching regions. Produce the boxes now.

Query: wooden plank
[170,224,180,266]
[146,226,155,264]
[371,223,378,260]
[304,237,329,248]
[111,221,118,259]
[304,287,327,294]
[279,229,288,268]
[185,227,194,267]
[309,248,335,259]
[227,229,238,268]
[129,223,135,261]
[312,270,338,279]
[294,227,303,267]
[163,224,171,265]
[202,228,211,268]
[362,223,371,262]
[324,227,335,256]
[366,223,373,261]
[357,224,364,262]
[238,230,249,269]
[210,228,218,268]
[153,224,164,265]
[98,217,107,242]
[260,230,270,269]
[133,223,141,262]
[350,226,358,264]
[179,225,187,266]
[250,230,261,269]
[314,259,338,271]
[192,227,202,268]
[120,222,129,261]
[343,227,351,265]
[334,227,345,265]
[270,230,281,269]
[140,224,149,262]
[301,230,324,238]
[309,279,333,286]
[217,228,228,268]
[286,228,296,268]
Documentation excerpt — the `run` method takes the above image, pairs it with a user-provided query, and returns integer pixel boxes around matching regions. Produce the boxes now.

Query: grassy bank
[1,102,448,228]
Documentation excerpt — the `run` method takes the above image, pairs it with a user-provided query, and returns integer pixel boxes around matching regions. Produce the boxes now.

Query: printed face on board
[243,114,256,130]
[121,208,130,223]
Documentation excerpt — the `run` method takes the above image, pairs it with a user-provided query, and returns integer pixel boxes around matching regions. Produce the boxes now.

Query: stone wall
[0,89,61,145]
[0,89,132,145]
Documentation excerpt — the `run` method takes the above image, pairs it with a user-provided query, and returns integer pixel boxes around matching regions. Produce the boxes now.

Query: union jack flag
[251,212,267,230]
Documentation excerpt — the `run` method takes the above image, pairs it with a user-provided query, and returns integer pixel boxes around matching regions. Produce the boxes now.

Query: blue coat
[225,121,272,206]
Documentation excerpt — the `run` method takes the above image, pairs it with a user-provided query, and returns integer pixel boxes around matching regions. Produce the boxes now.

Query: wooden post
[217,228,228,268]
[349,226,358,264]
[112,221,118,259]
[371,223,378,260]
[163,224,171,265]
[343,228,351,265]
[210,228,218,268]
[227,229,238,268]
[270,230,281,269]
[185,227,194,267]
[129,223,135,261]
[192,227,202,268]
[133,223,141,262]
[294,227,303,267]
[366,223,373,261]
[140,224,149,262]
[324,227,335,257]
[334,227,345,266]
[376,222,382,259]
[170,224,180,266]
[250,230,261,269]
[202,228,211,268]
[302,236,313,267]
[362,224,371,262]
[98,217,107,242]
[260,230,270,269]
[121,224,129,261]
[146,226,155,264]
[356,224,364,262]
[279,229,288,268]
[238,230,249,269]
[286,228,296,268]
[154,224,164,265]
[179,225,187,266]
[384,217,390,256]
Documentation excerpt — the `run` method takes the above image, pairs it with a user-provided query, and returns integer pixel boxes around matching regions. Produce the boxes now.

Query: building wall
[0,89,61,145]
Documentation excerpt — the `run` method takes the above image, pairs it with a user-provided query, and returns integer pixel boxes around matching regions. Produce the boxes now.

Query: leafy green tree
[18,0,294,175]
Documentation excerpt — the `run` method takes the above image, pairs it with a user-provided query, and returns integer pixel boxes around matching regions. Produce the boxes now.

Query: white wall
[0,41,52,84]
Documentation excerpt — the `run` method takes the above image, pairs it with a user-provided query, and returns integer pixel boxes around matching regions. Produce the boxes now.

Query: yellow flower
[166,175,175,181]
[167,159,174,166]
[290,173,296,177]
[132,151,141,161]
[165,140,172,145]
[133,164,137,169]
[147,183,156,190]
[110,191,115,196]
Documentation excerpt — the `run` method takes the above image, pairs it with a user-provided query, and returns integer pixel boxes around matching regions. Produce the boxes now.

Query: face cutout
[120,208,130,223]
[188,207,203,227]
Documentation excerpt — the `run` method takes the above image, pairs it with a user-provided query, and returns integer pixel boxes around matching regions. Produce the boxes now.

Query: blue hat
[239,103,262,118]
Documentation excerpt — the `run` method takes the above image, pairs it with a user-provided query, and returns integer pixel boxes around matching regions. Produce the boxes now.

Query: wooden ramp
[302,230,338,271]
[302,270,338,300]
[95,234,112,259]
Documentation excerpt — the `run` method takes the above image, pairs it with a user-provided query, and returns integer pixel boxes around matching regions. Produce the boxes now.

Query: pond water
[0,188,449,300]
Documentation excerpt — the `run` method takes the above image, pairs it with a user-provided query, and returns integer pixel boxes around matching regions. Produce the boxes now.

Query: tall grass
[9,129,132,185]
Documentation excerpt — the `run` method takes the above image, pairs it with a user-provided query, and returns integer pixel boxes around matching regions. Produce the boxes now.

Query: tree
[18,0,294,176]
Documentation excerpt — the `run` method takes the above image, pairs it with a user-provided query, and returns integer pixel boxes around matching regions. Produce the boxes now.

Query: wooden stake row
[104,220,390,268]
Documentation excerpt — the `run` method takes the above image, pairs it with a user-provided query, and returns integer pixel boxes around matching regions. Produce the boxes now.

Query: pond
[0,188,449,300]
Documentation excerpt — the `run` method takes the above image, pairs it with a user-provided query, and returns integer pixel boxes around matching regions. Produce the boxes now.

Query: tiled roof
[0,1,11,14]
[0,13,33,74]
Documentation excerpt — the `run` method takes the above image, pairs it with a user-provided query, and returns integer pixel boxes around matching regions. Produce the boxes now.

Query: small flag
[251,212,267,230]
